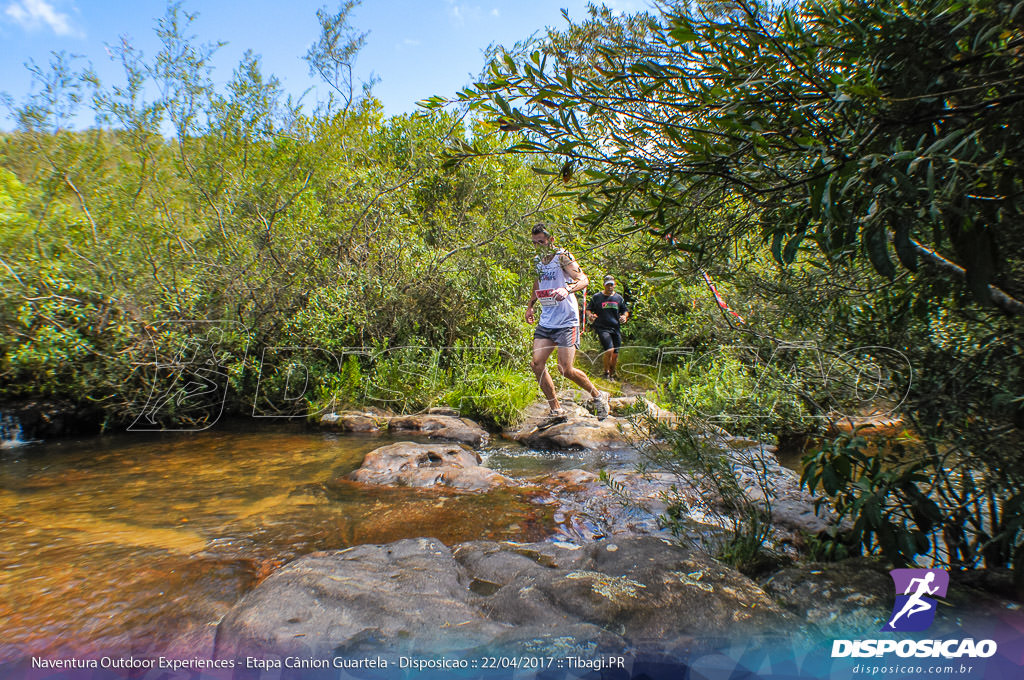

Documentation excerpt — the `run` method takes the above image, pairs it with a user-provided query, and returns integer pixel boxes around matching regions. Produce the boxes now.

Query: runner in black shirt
[587,275,630,379]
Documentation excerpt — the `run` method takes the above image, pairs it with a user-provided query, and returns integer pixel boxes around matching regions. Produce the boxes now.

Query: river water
[0,425,594,661]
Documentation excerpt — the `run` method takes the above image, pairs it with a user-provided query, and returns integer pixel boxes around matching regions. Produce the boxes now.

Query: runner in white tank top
[525,223,609,420]
[534,247,580,329]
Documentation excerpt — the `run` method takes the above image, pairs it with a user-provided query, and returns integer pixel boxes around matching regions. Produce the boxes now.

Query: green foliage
[0,4,560,429]
[802,433,942,566]
[642,419,775,574]
[304,0,375,113]
[660,349,812,438]
[801,528,855,564]
[443,352,536,428]
[443,0,1024,314]
[362,342,446,413]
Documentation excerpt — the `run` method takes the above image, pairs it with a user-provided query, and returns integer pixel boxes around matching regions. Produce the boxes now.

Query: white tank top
[534,249,579,328]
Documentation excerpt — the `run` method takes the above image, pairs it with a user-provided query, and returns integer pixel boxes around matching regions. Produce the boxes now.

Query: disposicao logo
[882,568,948,632]
[831,568,998,659]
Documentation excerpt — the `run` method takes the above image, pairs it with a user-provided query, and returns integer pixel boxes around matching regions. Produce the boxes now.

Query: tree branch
[911,239,1024,315]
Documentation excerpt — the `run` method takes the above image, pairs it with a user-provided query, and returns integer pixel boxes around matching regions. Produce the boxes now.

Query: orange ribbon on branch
[701,270,745,324]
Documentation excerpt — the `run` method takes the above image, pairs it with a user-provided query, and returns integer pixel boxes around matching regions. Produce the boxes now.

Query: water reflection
[1,427,560,660]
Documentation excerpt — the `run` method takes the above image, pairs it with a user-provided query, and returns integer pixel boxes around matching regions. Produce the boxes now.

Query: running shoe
[592,391,609,420]
[537,408,568,431]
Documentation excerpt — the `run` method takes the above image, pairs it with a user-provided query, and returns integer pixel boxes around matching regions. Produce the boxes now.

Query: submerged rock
[214,536,795,658]
[530,468,696,543]
[347,441,510,491]
[529,456,840,552]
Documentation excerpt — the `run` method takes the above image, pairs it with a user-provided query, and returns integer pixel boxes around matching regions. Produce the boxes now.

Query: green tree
[1,1,567,428]
[433,0,1024,575]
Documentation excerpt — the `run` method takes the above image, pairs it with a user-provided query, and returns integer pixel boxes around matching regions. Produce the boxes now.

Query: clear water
[0,425,573,660]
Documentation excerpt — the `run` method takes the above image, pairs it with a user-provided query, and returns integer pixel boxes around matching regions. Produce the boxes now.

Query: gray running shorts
[533,325,580,348]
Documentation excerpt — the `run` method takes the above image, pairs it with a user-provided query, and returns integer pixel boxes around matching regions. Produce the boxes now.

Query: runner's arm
[526,280,539,324]
[559,251,589,296]
[586,293,598,322]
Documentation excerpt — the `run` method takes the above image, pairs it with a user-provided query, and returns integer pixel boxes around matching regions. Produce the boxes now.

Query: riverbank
[4,396,1021,676]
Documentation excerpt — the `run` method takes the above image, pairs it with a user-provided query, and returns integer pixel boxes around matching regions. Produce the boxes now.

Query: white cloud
[491,8,499,17]
[446,0,483,26]
[5,0,78,36]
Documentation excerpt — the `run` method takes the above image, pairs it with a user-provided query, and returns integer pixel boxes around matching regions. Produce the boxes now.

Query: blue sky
[0,0,648,127]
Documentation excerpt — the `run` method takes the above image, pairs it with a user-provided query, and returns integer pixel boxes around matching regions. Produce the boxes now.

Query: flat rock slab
[347,442,510,492]
[531,469,701,542]
[504,401,637,450]
[320,412,389,433]
[320,412,489,446]
[215,536,795,658]
[389,414,490,447]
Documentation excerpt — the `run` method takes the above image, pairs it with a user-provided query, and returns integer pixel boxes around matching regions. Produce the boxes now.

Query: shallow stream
[0,424,607,660]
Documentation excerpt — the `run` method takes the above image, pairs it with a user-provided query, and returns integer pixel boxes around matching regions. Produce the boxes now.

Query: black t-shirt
[588,292,628,330]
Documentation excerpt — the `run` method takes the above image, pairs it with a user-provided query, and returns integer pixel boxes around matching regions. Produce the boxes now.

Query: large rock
[760,558,894,637]
[346,441,510,491]
[388,414,490,447]
[463,538,793,644]
[320,411,489,445]
[215,536,795,659]
[214,538,508,658]
[319,411,389,433]
[504,401,637,450]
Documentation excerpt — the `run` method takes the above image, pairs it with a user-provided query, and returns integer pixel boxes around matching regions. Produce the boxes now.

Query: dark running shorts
[595,328,622,352]
[533,325,580,348]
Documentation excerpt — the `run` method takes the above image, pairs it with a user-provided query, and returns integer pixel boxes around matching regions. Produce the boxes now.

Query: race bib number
[536,289,559,307]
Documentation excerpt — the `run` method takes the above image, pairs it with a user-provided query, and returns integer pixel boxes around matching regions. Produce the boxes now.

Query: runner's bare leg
[531,339,560,410]
[556,346,599,397]
[602,349,614,374]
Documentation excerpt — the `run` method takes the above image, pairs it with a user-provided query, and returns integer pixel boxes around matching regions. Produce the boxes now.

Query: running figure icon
[882,568,949,632]
[888,572,939,629]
